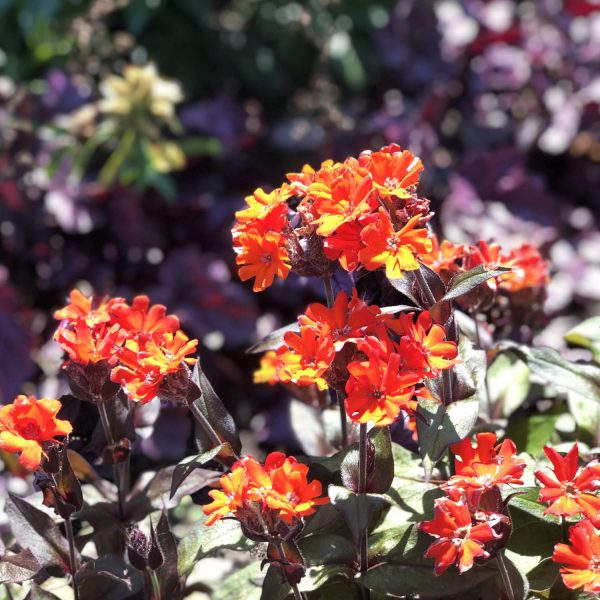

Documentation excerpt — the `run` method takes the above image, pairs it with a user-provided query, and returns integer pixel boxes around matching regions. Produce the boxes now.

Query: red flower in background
[203,452,329,528]
[110,295,180,340]
[444,432,526,504]
[0,395,72,470]
[535,444,600,518]
[419,497,498,575]
[553,520,600,593]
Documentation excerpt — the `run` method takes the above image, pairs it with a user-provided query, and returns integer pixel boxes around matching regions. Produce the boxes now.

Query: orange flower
[552,520,600,593]
[390,311,459,376]
[499,244,549,292]
[111,330,198,403]
[54,289,122,329]
[109,295,180,340]
[0,395,72,470]
[420,235,466,280]
[203,452,329,528]
[419,497,499,575]
[235,229,291,292]
[534,444,600,518]
[235,185,290,228]
[359,144,424,200]
[345,352,421,426]
[54,322,126,365]
[299,289,387,350]
[322,218,371,272]
[443,433,526,505]
[359,210,432,279]
[309,169,376,237]
[253,351,281,385]
[276,326,335,390]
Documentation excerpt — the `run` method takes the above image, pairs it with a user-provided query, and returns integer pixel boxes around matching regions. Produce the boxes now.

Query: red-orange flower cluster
[54,290,198,404]
[203,452,329,534]
[256,290,458,427]
[422,235,549,294]
[420,432,525,576]
[0,395,72,470]
[232,145,434,291]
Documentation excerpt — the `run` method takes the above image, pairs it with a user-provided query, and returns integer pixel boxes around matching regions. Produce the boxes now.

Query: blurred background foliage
[0,0,599,459]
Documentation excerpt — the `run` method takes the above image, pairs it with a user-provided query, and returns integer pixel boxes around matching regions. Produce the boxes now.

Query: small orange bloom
[500,244,549,292]
[54,289,122,329]
[203,452,329,528]
[54,322,126,365]
[420,235,466,279]
[535,444,600,518]
[109,295,180,340]
[359,144,424,200]
[0,395,72,470]
[444,432,526,505]
[419,497,499,576]
[235,230,291,292]
[235,185,290,229]
[276,326,335,390]
[553,520,600,593]
[322,218,372,272]
[359,210,432,279]
[345,352,421,426]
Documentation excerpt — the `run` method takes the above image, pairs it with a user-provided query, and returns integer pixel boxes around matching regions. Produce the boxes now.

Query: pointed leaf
[214,561,263,600]
[565,316,600,362]
[155,512,180,598]
[5,494,70,571]
[247,322,299,354]
[0,549,41,583]
[169,444,224,499]
[442,265,512,301]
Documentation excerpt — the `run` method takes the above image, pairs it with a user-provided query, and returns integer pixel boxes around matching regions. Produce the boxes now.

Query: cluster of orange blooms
[255,290,458,427]
[423,236,549,294]
[232,144,433,292]
[203,451,329,535]
[420,432,526,575]
[54,290,198,404]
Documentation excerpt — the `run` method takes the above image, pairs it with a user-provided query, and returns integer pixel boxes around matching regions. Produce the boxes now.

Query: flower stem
[474,312,493,418]
[358,423,369,573]
[323,275,349,447]
[189,401,229,450]
[413,268,436,308]
[274,540,303,600]
[496,551,515,600]
[149,569,162,600]
[97,401,127,520]
[65,515,80,600]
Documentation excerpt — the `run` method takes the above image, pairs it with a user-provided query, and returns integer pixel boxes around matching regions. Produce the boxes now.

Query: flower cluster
[256,290,458,427]
[422,236,549,295]
[535,443,600,593]
[54,290,198,404]
[0,395,72,470]
[232,144,434,292]
[419,432,526,575]
[203,451,329,537]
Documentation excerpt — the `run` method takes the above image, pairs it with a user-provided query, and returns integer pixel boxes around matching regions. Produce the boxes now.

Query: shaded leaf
[416,396,478,474]
[442,265,511,301]
[247,322,299,354]
[565,316,600,362]
[155,512,180,598]
[487,352,530,418]
[0,548,41,583]
[505,413,560,457]
[498,554,529,600]
[5,494,70,571]
[214,561,263,600]
[169,444,224,500]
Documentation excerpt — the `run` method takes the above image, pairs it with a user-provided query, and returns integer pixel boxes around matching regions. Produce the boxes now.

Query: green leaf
[213,561,264,600]
[192,363,242,457]
[169,444,224,499]
[565,316,600,362]
[416,396,479,474]
[498,554,529,600]
[328,486,386,546]
[177,516,254,578]
[504,344,600,403]
[298,534,356,567]
[5,494,70,571]
[487,352,531,418]
[507,488,553,521]
[527,558,560,594]
[505,413,560,457]
[442,265,512,301]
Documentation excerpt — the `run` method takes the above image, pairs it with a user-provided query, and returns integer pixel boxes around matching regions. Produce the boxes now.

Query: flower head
[419,497,498,575]
[54,289,122,329]
[203,452,329,531]
[54,322,126,365]
[0,395,72,470]
[534,443,600,518]
[553,520,600,593]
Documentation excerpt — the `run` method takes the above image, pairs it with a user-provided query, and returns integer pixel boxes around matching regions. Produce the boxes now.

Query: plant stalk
[97,401,127,519]
[275,539,303,600]
[149,569,162,600]
[189,401,225,448]
[65,515,80,600]
[496,551,515,600]
[358,423,369,573]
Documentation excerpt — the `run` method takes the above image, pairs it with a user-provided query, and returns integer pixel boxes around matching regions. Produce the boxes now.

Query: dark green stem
[358,423,369,572]
[275,540,303,600]
[65,515,80,600]
[149,569,162,600]
[496,551,515,600]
